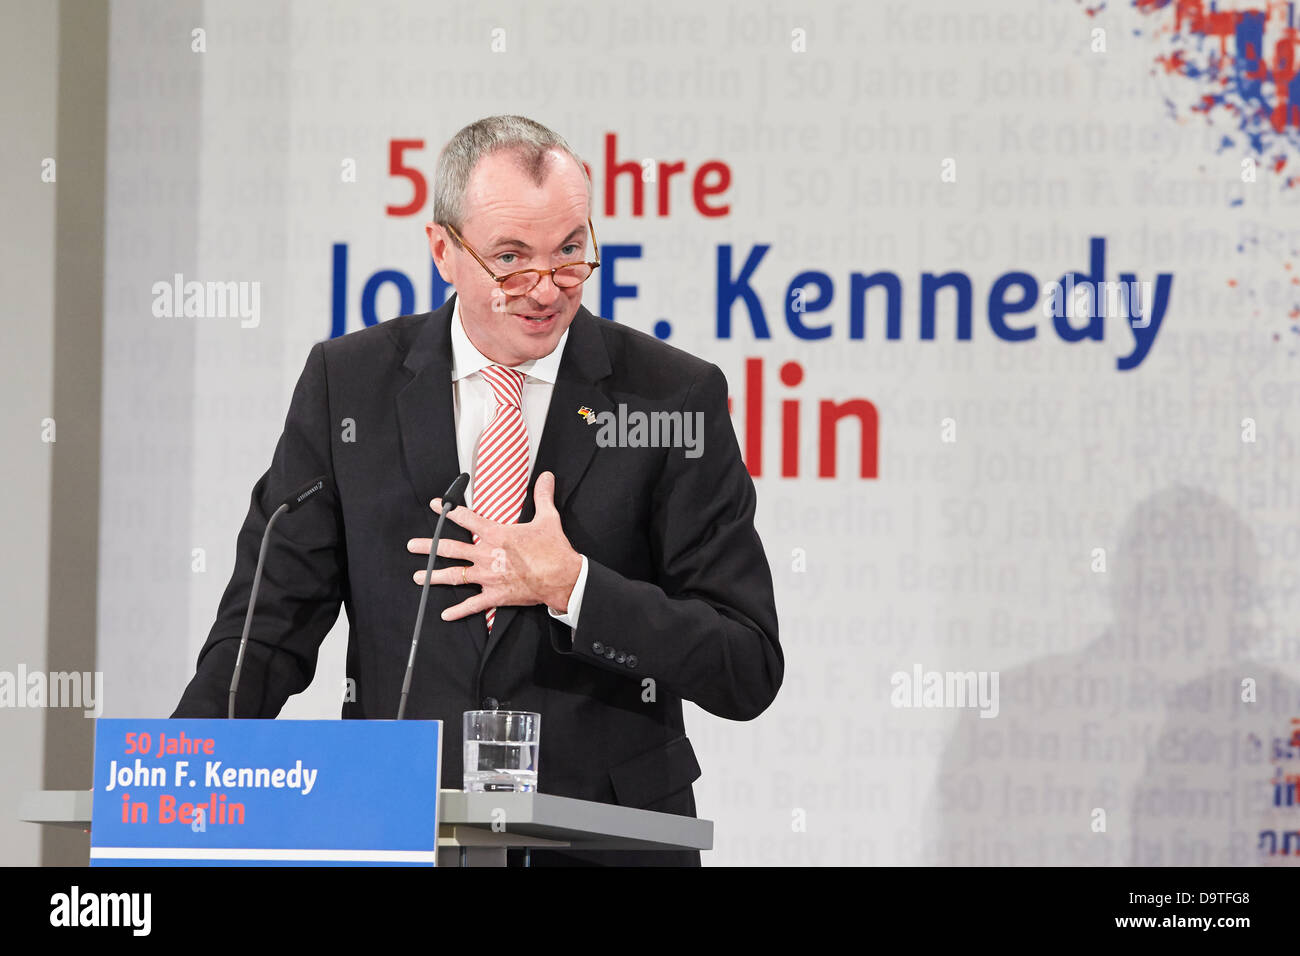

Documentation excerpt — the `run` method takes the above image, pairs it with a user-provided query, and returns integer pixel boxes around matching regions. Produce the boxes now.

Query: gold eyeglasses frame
[442,216,601,296]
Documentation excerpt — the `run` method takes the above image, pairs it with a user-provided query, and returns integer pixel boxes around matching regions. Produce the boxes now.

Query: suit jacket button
[615,651,626,664]
[626,655,638,668]
[591,641,604,655]
[481,696,499,710]
[604,646,616,659]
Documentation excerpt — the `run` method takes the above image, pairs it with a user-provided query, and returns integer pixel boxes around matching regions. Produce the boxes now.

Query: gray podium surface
[20,790,712,867]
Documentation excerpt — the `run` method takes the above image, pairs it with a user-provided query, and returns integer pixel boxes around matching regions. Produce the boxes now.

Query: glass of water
[462,710,540,793]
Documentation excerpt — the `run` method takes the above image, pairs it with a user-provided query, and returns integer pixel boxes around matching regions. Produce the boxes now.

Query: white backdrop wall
[98,0,1300,865]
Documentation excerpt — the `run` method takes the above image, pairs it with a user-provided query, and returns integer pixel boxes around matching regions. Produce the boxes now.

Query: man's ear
[427,221,454,285]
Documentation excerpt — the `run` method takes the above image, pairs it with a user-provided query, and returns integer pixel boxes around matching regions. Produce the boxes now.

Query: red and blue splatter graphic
[1080,2,1300,349]
[1233,231,1300,352]
[1123,1,1300,187]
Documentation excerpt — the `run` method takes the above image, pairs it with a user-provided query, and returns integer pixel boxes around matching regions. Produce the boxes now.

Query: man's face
[427,147,591,367]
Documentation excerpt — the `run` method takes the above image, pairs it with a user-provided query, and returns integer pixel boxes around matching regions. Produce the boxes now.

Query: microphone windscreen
[442,472,470,510]
[281,475,330,512]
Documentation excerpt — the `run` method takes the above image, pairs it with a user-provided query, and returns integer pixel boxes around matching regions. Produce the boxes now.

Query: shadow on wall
[923,484,1300,866]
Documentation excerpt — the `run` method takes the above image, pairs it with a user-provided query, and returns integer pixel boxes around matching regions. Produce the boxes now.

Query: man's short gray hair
[433,115,592,242]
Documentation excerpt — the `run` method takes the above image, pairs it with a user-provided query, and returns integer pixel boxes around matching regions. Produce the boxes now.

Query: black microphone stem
[228,501,290,719]
[397,504,452,721]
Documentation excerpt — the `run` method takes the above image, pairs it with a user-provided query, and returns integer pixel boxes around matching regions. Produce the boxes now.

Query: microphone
[227,476,332,719]
[397,472,470,720]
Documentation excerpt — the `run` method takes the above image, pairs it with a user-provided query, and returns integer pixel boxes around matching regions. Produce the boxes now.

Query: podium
[20,789,714,866]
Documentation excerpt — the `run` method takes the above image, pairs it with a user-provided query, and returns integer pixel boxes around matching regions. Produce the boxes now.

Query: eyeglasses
[443,217,601,296]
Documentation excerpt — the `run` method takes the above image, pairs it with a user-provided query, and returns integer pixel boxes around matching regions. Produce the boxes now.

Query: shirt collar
[450,294,568,385]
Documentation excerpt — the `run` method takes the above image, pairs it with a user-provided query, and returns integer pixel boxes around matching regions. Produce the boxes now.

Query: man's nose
[528,271,561,306]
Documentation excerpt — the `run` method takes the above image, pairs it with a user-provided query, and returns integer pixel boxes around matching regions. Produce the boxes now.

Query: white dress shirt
[449,295,589,630]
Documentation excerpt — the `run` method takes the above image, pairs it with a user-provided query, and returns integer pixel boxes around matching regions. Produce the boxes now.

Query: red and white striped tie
[472,365,530,633]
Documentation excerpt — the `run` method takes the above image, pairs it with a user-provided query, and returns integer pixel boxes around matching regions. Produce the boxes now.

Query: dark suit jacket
[173,293,783,865]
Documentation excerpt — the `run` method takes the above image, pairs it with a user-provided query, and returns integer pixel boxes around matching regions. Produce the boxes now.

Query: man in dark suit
[173,115,782,865]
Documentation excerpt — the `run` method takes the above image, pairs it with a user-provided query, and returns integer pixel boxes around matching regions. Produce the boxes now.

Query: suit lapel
[479,303,614,662]
[395,294,490,654]
[395,296,615,661]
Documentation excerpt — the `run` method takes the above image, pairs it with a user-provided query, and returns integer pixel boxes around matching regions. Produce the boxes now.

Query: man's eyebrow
[489,225,587,251]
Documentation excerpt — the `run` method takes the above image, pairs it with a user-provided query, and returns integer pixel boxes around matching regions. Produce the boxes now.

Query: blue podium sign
[89,719,442,866]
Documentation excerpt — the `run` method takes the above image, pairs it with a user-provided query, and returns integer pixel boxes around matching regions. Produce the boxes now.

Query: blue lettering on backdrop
[328,235,1172,371]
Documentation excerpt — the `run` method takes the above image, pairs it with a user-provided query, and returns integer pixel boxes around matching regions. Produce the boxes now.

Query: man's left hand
[406,470,583,621]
